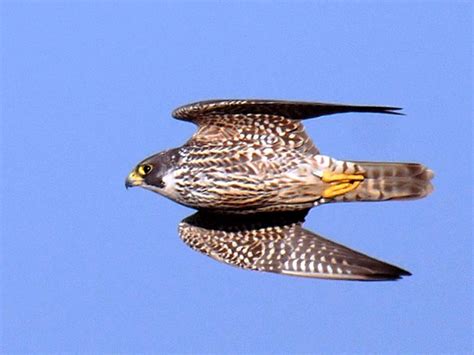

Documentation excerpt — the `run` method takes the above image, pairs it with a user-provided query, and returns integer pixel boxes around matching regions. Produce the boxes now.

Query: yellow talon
[321,171,365,198]
[322,181,362,198]
[322,170,365,183]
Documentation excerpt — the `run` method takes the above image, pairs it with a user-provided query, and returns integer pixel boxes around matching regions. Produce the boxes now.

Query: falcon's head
[125,148,180,196]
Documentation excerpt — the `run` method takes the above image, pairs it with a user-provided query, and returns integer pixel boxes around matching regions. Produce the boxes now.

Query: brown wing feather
[184,113,319,155]
[172,99,402,122]
[172,99,402,155]
[178,210,411,281]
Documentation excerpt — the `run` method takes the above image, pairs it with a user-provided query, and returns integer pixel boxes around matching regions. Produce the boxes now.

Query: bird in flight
[126,99,433,281]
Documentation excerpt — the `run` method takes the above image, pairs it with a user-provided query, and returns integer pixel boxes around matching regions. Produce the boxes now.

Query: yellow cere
[127,171,144,185]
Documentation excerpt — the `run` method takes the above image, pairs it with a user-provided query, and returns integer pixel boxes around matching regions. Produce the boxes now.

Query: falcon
[126,99,434,281]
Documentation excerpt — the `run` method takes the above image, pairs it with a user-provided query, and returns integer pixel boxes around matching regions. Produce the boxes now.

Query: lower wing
[178,210,410,281]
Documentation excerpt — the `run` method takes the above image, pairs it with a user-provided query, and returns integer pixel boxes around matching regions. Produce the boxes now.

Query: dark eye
[138,164,153,176]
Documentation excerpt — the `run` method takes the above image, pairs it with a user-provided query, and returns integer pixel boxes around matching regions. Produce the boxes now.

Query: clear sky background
[1,1,472,353]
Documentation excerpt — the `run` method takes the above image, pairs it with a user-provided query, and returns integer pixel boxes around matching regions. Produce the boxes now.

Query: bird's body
[126,99,434,281]
[149,143,325,213]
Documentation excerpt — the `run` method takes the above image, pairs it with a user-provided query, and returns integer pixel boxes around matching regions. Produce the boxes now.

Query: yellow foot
[321,171,365,198]
[322,181,362,198]
[321,171,365,183]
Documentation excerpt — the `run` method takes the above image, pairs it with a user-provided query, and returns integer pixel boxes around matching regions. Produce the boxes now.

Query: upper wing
[172,99,402,155]
[172,99,402,122]
[178,210,411,281]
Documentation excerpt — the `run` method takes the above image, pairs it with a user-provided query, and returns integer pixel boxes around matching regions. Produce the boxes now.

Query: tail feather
[333,161,434,202]
[352,161,434,180]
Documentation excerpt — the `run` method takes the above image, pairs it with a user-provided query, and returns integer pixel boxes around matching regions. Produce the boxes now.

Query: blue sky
[1,1,472,353]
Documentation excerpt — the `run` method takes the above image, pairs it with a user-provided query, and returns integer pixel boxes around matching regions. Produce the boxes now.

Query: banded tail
[322,158,434,202]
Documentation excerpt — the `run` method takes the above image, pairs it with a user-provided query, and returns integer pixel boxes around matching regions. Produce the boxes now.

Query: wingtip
[387,107,405,116]
[377,106,404,116]
[374,267,412,281]
[359,272,411,282]
[341,104,404,117]
[400,268,412,276]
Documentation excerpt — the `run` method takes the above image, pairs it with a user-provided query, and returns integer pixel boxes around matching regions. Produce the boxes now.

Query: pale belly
[161,158,326,213]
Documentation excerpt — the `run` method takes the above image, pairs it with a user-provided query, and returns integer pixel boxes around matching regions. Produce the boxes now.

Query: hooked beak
[125,171,144,189]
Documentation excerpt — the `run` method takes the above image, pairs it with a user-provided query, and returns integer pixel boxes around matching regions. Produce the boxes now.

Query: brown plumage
[179,210,411,281]
[126,99,434,281]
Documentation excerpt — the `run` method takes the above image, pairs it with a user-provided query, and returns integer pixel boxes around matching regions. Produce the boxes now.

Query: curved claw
[322,171,365,183]
[321,171,365,198]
